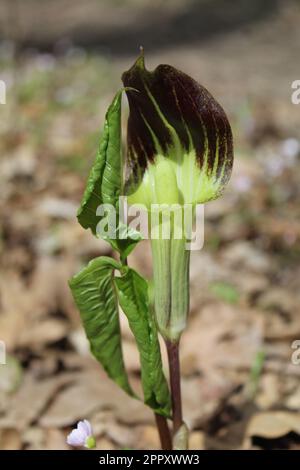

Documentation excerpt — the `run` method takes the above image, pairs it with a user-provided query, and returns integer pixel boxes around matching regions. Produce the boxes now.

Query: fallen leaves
[1,27,300,450]
[181,302,263,376]
[245,411,300,443]
[0,374,73,431]
[0,428,22,450]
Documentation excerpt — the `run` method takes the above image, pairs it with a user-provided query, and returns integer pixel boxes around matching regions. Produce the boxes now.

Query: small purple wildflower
[67,420,96,449]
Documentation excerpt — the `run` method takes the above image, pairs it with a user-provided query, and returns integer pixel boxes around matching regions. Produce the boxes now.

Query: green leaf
[77,91,122,233]
[115,267,171,417]
[77,90,141,258]
[69,256,134,397]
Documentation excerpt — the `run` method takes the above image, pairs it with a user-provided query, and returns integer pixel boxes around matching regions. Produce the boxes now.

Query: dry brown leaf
[136,425,160,450]
[96,437,116,450]
[39,374,107,428]
[0,428,22,450]
[189,252,231,313]
[23,426,45,449]
[255,374,281,409]
[19,318,68,348]
[182,376,234,429]
[29,256,77,323]
[58,352,98,373]
[264,315,300,341]
[0,274,33,349]
[0,256,76,353]
[246,411,300,440]
[114,396,153,426]
[189,431,205,450]
[44,428,69,450]
[105,422,136,448]
[258,288,297,315]
[232,272,269,298]
[37,198,77,220]
[0,374,73,431]
[40,371,150,428]
[90,410,115,437]
[285,388,300,410]
[27,257,60,317]
[181,302,263,375]
[221,241,272,274]
[72,225,112,258]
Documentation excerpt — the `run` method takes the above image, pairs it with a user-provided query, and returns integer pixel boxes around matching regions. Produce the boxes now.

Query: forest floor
[0,1,300,450]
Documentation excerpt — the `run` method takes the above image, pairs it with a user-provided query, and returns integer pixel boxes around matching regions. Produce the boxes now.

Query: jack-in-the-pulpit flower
[67,420,96,449]
[69,52,234,449]
[122,52,234,341]
[122,50,233,209]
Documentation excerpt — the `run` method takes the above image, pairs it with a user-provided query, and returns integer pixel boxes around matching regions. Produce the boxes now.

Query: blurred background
[0,0,300,450]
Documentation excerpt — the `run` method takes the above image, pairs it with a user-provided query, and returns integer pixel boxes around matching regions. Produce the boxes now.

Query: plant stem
[123,253,172,450]
[165,339,182,434]
[154,413,172,450]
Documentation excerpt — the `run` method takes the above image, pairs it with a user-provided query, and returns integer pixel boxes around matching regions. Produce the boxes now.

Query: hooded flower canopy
[122,51,233,209]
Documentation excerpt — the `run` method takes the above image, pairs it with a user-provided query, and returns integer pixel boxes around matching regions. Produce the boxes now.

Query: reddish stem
[154,413,172,450]
[165,339,182,434]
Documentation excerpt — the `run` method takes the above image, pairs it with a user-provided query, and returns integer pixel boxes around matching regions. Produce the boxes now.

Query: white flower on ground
[67,420,96,449]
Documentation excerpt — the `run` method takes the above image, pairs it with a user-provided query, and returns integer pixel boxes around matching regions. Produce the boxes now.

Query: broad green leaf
[115,267,171,417]
[77,91,122,233]
[69,256,134,396]
[77,90,141,258]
